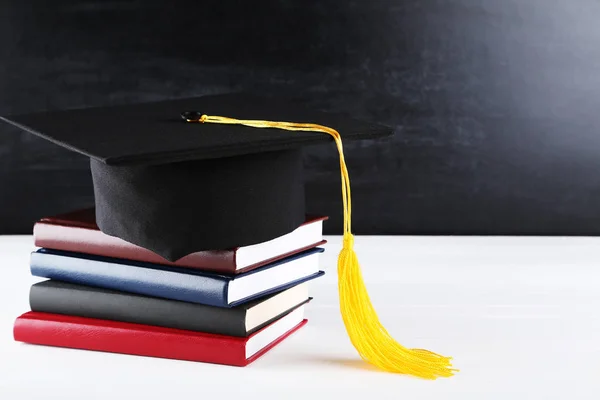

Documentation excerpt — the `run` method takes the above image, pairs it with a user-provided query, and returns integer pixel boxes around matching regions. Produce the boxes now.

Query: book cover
[30,247,325,307]
[30,280,312,337]
[34,208,327,274]
[13,308,307,367]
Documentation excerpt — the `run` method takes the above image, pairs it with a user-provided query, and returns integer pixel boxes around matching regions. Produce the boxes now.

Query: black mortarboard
[1,93,388,261]
[2,92,456,378]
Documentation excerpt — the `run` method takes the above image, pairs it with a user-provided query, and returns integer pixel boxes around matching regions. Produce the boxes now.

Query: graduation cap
[1,92,455,378]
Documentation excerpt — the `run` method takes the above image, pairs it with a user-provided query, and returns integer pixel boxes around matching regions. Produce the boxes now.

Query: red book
[33,208,327,274]
[14,307,307,367]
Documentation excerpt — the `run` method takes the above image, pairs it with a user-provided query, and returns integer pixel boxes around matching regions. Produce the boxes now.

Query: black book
[29,280,311,337]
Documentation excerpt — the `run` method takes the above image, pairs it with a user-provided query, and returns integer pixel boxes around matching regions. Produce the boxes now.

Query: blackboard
[2,0,600,235]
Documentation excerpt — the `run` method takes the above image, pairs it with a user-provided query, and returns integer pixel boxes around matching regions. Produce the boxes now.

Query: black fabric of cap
[1,92,393,261]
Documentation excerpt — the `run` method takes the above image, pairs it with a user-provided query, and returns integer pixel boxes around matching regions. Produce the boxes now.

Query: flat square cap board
[1,92,393,261]
[0,93,390,165]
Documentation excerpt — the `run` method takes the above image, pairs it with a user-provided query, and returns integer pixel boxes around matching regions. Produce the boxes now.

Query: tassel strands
[185,112,457,379]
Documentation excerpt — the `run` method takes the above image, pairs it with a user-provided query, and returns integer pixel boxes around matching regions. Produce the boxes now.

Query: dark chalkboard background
[2,0,600,236]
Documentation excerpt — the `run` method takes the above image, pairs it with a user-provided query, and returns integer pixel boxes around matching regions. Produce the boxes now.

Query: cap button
[181,111,203,122]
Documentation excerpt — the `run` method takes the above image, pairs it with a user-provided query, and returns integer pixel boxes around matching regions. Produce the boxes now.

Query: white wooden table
[1,234,599,399]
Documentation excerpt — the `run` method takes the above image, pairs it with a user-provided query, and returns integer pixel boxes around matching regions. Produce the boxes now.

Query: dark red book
[33,208,327,274]
[14,307,307,367]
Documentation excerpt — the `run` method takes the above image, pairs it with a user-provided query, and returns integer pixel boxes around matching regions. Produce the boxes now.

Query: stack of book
[14,208,326,366]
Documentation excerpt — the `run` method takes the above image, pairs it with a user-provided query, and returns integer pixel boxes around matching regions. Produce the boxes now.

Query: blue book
[30,247,324,308]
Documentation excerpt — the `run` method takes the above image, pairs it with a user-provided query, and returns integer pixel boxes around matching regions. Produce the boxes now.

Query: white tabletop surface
[1,234,600,399]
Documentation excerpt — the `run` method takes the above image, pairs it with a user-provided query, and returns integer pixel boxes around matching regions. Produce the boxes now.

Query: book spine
[13,312,248,366]
[29,282,249,336]
[29,252,231,307]
[33,222,237,273]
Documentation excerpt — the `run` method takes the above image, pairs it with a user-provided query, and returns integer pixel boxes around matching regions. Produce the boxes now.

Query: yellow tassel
[186,113,457,379]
